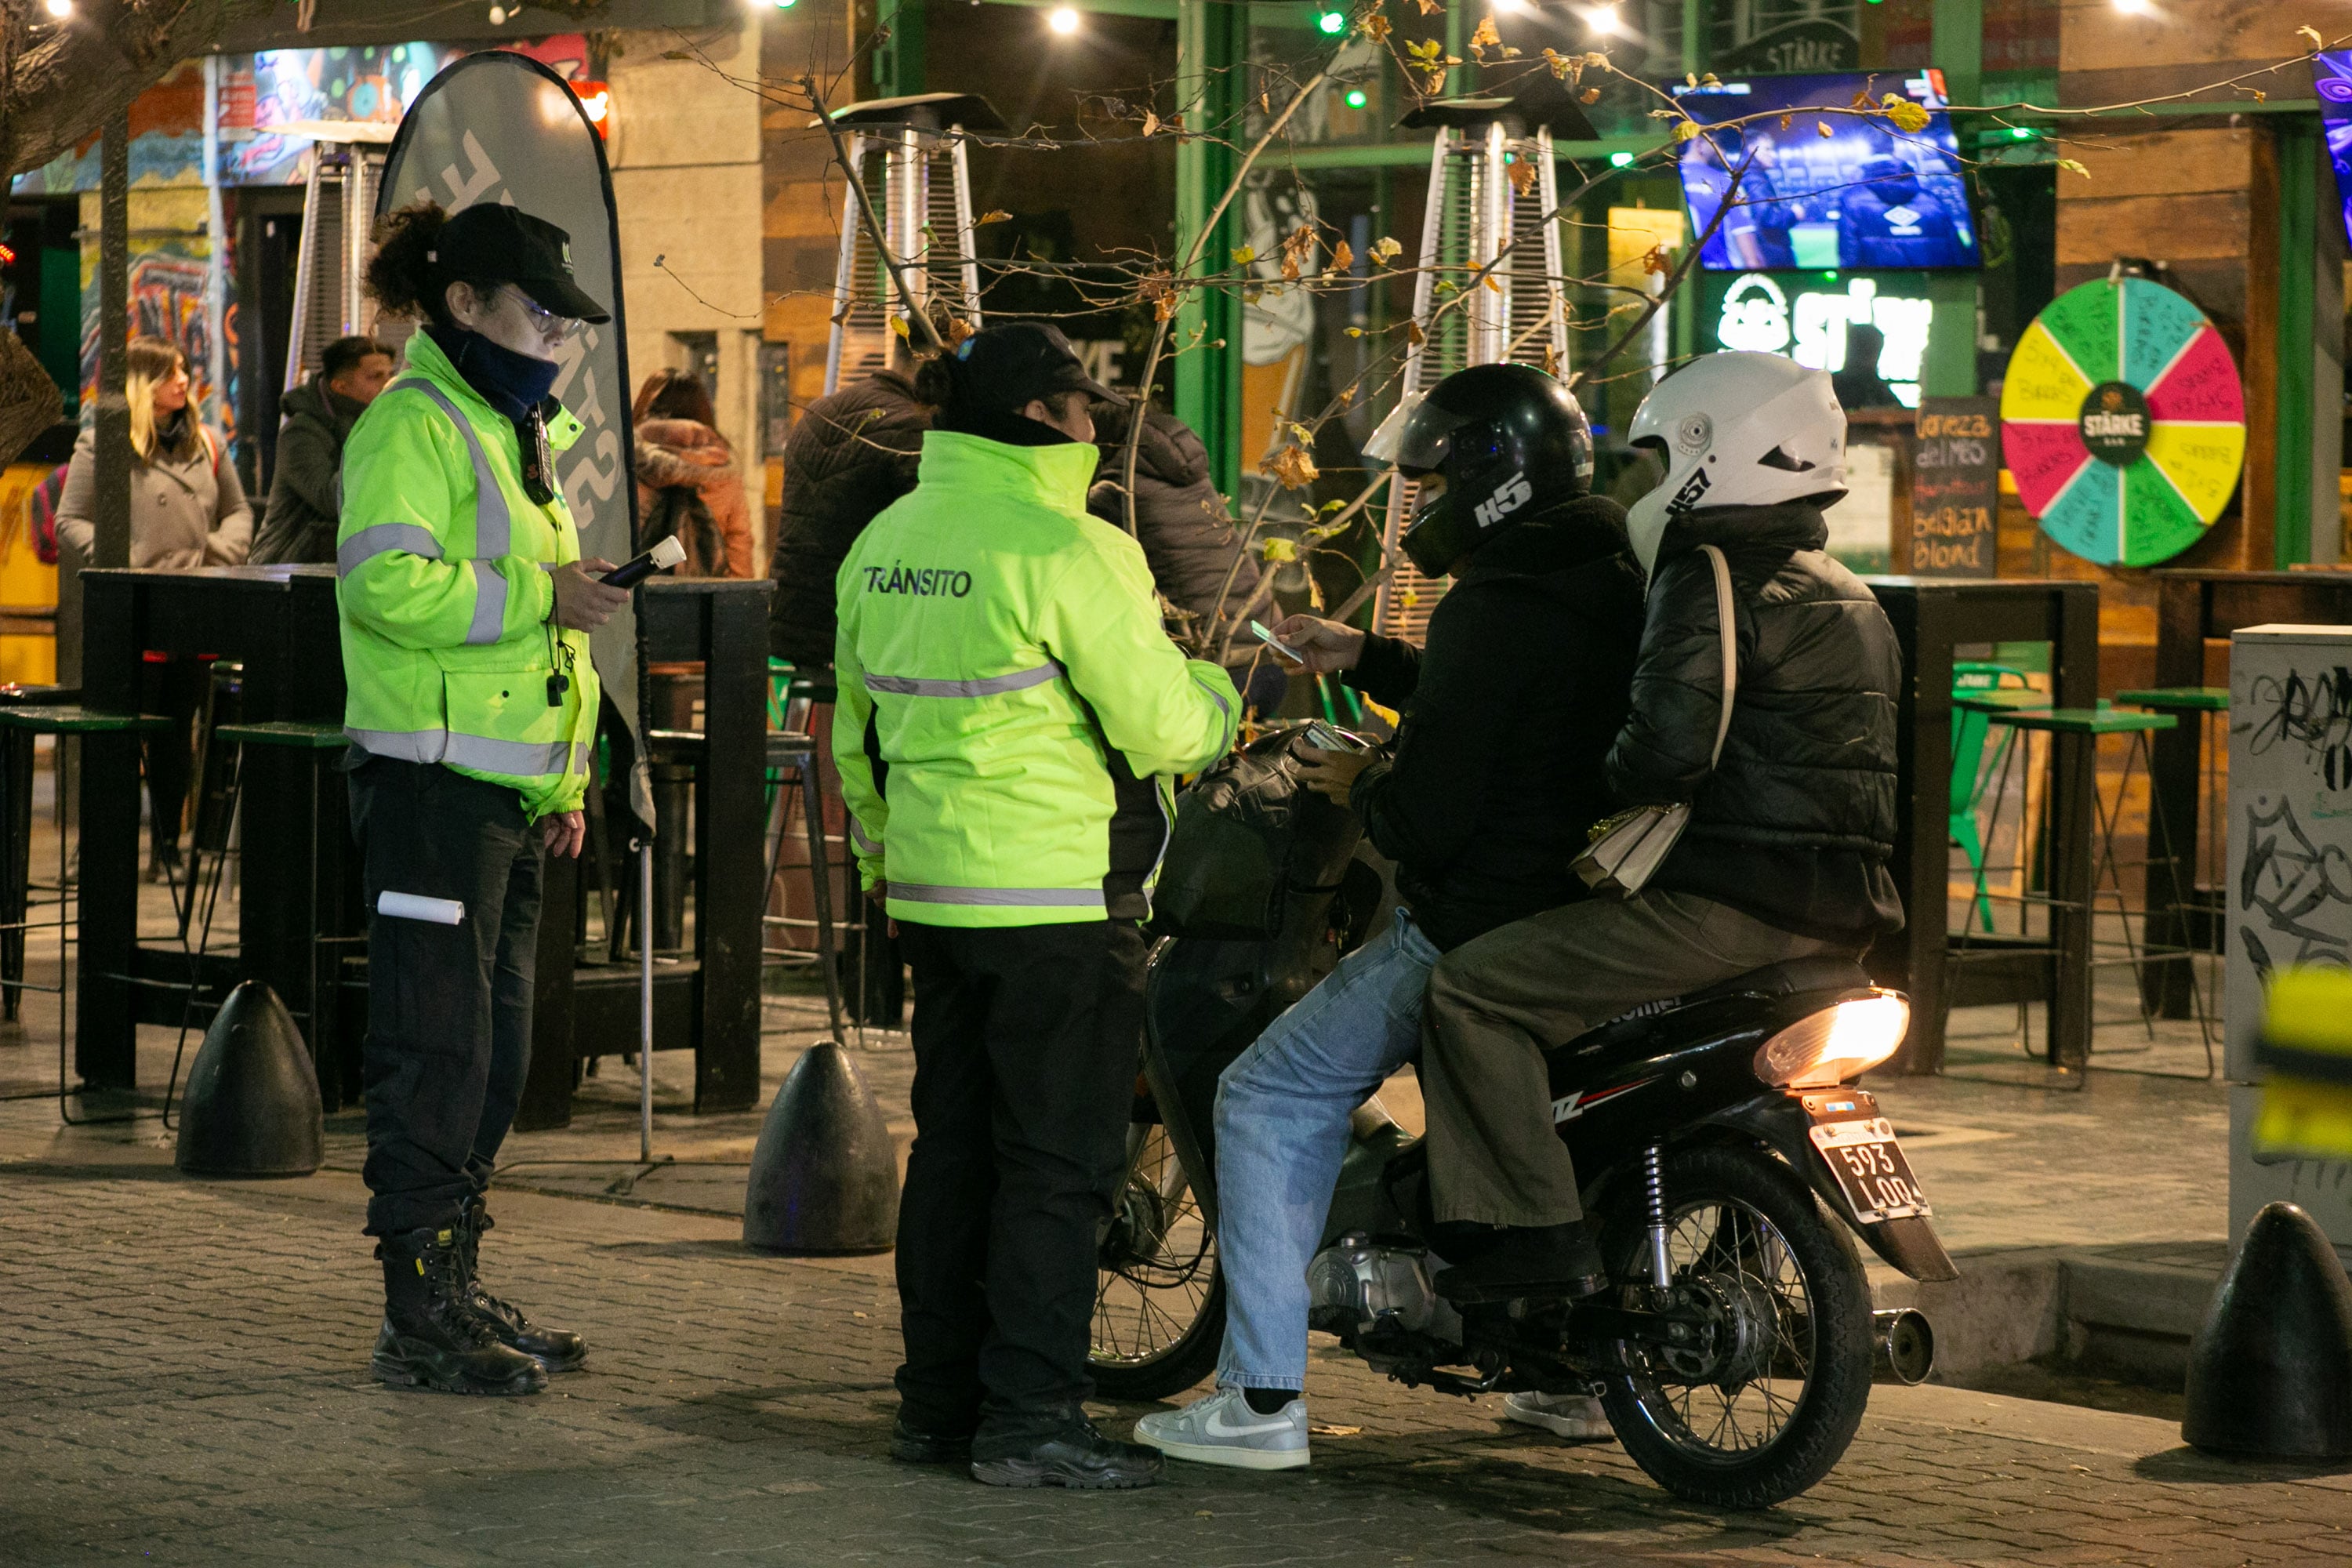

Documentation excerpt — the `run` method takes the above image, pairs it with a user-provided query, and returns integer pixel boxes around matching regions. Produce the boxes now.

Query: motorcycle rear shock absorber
[1642,1143,1672,1290]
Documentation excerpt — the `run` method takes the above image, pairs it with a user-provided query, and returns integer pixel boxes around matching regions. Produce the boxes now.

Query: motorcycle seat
[1679,954,1873,1006]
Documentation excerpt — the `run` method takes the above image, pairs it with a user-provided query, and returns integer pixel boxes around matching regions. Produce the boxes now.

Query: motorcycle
[1090,725,1957,1510]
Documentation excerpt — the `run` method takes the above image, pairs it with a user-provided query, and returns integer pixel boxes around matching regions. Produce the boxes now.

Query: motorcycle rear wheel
[1595,1142,1874,1510]
[1089,1120,1226,1402]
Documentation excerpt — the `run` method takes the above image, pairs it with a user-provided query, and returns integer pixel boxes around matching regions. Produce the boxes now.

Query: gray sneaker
[1132,1386,1311,1471]
[1503,1389,1614,1443]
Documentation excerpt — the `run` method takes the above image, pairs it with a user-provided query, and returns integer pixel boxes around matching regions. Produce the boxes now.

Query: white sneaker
[1132,1386,1311,1471]
[1504,1389,1614,1443]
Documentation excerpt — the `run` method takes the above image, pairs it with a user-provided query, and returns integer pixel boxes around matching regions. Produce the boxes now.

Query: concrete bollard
[742,1040,899,1255]
[2183,1201,2352,1460]
[174,980,325,1178]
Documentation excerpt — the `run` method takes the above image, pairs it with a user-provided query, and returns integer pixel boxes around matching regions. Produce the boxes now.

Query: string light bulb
[43,0,73,16]
[1047,6,1080,33]
[1581,4,1624,38]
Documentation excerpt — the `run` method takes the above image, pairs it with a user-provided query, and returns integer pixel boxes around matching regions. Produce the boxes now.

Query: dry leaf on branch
[1406,319,1426,346]
[2058,158,2091,178]
[2299,24,2324,49]
[944,315,975,347]
[1363,14,1392,41]
[1231,244,1258,267]
[1541,343,1559,376]
[1817,121,1833,137]
[1642,244,1671,275]
[1541,46,1573,80]
[1482,274,1502,292]
[1414,0,1444,13]
[1370,235,1403,265]
[1469,15,1500,50]
[1880,95,1930,133]
[1581,87,1602,103]
[1280,224,1315,282]
[1507,158,1538,195]
[975,209,1012,225]
[1330,238,1354,272]
[1141,110,1160,136]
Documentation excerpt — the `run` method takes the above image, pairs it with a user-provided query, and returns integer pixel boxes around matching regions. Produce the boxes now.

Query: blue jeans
[1211,909,1440,1392]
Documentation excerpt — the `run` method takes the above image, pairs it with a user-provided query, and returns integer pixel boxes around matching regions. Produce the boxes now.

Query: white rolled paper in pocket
[378,891,466,925]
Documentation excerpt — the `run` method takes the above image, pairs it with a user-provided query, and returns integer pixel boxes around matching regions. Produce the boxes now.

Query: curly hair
[364,201,498,326]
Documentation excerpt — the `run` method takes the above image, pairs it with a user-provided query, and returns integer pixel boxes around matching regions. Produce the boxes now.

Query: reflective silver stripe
[1192,671,1237,754]
[345,725,445,764]
[466,559,508,645]
[401,379,514,557]
[887,882,1106,908]
[848,817,882,854]
[345,727,587,778]
[864,661,1064,699]
[337,523,444,577]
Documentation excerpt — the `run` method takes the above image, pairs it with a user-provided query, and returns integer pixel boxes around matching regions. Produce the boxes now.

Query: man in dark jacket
[251,334,392,565]
[1084,402,1272,700]
[768,365,931,665]
[1134,364,1645,1471]
[1418,351,1903,1306]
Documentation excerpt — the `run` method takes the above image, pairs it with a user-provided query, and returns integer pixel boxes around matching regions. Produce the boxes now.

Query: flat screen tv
[2317,52,2352,249]
[1671,70,1980,272]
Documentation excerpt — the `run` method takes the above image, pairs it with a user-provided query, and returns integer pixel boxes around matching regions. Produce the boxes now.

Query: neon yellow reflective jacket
[833,430,1240,927]
[336,328,600,819]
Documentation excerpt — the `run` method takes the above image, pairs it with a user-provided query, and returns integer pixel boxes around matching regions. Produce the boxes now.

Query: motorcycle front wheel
[1089,1119,1225,1401]
[1595,1142,1874,1510]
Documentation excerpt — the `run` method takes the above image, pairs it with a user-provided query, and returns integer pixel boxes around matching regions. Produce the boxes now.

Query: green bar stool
[0,705,172,1119]
[2116,685,2230,1022]
[1990,705,2212,1074]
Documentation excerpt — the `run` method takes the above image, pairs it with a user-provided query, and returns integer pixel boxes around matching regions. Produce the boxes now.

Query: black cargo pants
[348,754,543,1237]
[892,918,1147,1433]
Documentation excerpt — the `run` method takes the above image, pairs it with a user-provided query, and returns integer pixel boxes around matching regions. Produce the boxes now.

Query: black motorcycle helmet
[1392,362,1595,577]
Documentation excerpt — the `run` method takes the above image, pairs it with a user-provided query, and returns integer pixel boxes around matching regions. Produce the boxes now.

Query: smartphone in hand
[1250,618,1306,663]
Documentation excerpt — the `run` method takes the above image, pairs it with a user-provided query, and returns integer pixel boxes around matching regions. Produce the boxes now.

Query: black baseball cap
[943,321,1116,411]
[430,204,611,325]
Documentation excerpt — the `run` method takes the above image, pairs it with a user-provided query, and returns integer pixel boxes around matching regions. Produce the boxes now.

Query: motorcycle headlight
[1752,993,1910,1088]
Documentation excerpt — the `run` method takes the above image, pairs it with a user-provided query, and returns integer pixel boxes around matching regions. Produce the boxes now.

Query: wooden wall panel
[2058,0,2317,106]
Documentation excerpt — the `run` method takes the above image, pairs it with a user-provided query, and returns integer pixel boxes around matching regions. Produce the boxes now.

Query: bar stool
[763,727,848,1046]
[764,673,896,1031]
[2114,685,2230,1013]
[1961,702,2212,1076]
[0,703,171,1121]
[162,720,361,1119]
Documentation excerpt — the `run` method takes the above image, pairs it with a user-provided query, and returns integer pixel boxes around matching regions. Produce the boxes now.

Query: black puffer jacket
[252,376,363,566]
[768,370,930,666]
[1607,502,1903,942]
[1087,403,1265,641]
[1345,495,1646,953]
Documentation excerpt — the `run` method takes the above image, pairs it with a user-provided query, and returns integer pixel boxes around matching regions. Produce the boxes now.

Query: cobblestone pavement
[6,1120,2350,1568]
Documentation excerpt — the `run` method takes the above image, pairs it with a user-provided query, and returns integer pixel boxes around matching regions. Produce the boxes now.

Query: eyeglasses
[506,286,579,341]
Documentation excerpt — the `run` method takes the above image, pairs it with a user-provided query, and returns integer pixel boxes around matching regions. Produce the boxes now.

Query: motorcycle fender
[1701,1093,1960,1284]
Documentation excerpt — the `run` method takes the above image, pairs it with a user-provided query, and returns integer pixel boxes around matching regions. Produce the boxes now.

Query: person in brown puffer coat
[631,370,753,578]
[767,367,931,666]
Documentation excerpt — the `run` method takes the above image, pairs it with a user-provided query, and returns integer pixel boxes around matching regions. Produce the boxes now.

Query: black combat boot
[969,1400,1163,1490]
[372,1225,547,1396]
[457,1197,587,1372]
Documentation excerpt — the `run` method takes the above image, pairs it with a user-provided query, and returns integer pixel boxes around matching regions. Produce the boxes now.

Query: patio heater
[818,93,1003,394]
[1375,92,1591,643]
[283,124,401,387]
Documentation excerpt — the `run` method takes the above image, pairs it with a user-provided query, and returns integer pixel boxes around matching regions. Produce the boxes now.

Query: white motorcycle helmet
[1623,351,1848,577]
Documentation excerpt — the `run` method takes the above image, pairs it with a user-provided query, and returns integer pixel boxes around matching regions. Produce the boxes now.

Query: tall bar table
[1862,578,2102,1073]
[75,566,350,1095]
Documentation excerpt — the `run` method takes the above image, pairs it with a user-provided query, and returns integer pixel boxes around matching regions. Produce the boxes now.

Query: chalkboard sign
[1909,397,2000,577]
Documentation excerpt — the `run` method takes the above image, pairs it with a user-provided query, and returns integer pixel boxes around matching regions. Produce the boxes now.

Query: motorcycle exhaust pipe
[1872,1308,1935,1385]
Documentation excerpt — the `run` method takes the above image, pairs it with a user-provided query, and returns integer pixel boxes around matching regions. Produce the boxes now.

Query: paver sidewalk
[4,1123,2347,1568]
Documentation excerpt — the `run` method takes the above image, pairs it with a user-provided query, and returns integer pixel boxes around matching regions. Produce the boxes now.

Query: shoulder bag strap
[1700,542,1737,767]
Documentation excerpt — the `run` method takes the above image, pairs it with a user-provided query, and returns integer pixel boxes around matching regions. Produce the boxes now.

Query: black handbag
[1149,724,1365,940]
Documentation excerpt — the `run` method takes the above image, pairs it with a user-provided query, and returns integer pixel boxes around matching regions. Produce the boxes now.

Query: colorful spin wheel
[1998,277,2246,568]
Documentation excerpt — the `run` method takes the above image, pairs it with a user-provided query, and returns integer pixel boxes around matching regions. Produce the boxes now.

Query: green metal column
[873,0,925,98]
[1175,0,1247,499]
[1675,0,1708,366]
[2273,118,2320,566]
[1922,0,1983,398]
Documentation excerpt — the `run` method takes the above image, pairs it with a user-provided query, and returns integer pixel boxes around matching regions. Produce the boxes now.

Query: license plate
[1807,1114,1931,1225]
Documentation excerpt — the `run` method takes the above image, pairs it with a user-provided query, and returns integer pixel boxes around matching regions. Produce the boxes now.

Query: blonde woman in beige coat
[56,336,253,879]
